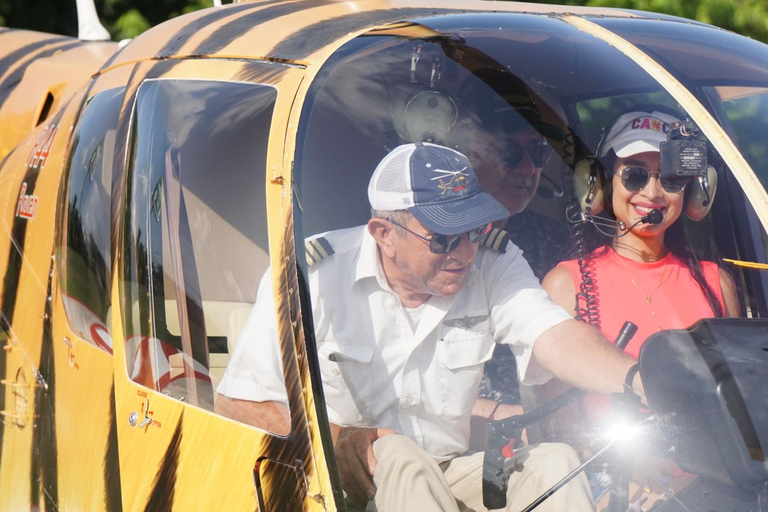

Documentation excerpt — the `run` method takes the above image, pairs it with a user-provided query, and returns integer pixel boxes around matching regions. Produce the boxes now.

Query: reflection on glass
[293,14,768,510]
[60,87,123,354]
[720,88,768,186]
[123,79,274,414]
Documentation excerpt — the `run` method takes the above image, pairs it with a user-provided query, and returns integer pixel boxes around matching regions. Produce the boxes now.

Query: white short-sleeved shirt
[218,225,571,461]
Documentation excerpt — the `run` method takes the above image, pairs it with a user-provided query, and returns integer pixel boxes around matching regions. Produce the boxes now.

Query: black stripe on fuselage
[0,35,70,81]
[0,41,85,114]
[30,258,59,510]
[232,62,292,88]
[105,382,123,510]
[0,105,67,326]
[155,2,273,57]
[143,411,184,512]
[190,0,329,57]
[269,7,463,60]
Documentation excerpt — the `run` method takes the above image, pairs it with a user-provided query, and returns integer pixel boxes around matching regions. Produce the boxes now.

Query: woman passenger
[543,109,739,357]
[541,108,740,503]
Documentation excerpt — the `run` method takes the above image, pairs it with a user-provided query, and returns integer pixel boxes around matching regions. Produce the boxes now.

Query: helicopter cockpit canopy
[290,11,768,509]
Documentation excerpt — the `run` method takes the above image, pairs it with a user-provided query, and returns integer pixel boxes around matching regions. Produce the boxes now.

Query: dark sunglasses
[618,166,691,194]
[503,141,552,169]
[387,220,493,254]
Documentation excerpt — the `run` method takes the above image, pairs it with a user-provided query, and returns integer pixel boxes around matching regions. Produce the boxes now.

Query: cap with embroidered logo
[600,110,681,158]
[368,142,510,235]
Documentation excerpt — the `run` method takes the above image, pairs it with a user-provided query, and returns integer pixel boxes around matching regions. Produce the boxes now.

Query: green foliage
[721,93,768,187]
[519,0,768,44]
[0,0,210,37]
[1,0,768,43]
[1,0,78,35]
[112,8,151,40]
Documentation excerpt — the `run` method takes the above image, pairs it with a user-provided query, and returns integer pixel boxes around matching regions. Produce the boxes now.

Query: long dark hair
[664,219,724,317]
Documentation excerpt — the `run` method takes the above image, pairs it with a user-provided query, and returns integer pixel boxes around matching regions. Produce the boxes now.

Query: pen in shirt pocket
[328,352,354,362]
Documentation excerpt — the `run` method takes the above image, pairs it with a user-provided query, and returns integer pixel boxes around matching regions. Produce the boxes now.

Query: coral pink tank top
[559,249,725,425]
[558,249,724,359]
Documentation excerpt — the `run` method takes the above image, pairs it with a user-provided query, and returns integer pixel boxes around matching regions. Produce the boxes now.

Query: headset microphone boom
[567,202,663,238]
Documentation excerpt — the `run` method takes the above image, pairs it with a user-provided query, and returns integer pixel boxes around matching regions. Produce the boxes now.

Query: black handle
[615,321,638,351]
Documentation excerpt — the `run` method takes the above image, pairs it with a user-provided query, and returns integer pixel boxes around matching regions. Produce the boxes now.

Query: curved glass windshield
[294,12,768,512]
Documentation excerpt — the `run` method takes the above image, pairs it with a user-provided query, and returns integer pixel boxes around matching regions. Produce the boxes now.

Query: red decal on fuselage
[25,125,59,169]
[16,182,38,219]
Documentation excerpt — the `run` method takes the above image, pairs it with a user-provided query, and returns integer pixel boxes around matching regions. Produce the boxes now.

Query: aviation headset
[573,105,718,222]
[390,44,458,144]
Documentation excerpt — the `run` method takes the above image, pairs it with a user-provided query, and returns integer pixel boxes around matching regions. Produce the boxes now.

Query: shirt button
[332,369,340,376]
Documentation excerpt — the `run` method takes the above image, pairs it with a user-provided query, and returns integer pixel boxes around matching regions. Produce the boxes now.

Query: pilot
[217,142,643,512]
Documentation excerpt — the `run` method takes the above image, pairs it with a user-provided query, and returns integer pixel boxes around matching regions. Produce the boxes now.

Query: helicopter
[0,0,766,510]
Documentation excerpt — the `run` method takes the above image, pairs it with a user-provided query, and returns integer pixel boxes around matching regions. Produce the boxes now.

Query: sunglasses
[387,220,493,254]
[503,141,552,169]
[618,166,691,194]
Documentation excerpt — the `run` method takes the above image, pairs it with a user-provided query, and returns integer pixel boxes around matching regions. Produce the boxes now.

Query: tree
[0,0,212,39]
[531,0,768,43]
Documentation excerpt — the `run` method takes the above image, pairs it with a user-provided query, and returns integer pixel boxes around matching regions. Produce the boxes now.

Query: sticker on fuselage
[25,124,59,169]
[16,182,38,219]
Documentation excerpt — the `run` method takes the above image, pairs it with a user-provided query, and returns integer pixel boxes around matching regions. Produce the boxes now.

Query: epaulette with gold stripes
[480,228,510,252]
[305,237,335,266]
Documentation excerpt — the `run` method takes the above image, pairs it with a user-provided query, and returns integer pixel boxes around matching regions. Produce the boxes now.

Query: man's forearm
[533,319,645,399]
[214,395,291,435]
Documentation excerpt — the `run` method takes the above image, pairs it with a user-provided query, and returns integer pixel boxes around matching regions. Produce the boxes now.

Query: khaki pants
[363,434,594,512]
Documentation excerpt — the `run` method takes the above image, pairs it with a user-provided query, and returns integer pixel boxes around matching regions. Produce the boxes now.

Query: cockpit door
[110,59,334,511]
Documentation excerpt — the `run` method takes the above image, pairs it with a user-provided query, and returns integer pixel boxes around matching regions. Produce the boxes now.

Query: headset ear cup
[392,85,457,143]
[574,159,604,215]
[685,165,718,221]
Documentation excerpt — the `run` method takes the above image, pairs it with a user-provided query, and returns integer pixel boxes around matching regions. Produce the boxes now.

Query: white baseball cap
[599,110,681,158]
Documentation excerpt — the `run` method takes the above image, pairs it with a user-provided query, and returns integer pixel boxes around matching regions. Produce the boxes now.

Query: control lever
[483,387,585,509]
[482,321,638,510]
[615,321,638,351]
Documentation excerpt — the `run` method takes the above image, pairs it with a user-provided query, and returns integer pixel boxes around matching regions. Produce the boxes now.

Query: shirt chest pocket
[436,331,495,420]
[438,332,495,369]
[318,342,374,424]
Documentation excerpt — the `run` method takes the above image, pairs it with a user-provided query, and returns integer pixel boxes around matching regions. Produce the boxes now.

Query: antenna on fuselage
[75,0,111,41]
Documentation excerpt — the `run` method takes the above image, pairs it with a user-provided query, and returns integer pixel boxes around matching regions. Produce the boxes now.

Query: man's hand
[332,426,396,506]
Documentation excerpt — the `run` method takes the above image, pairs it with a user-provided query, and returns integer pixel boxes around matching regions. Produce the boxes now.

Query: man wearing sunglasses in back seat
[217,142,647,511]
[448,71,574,424]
